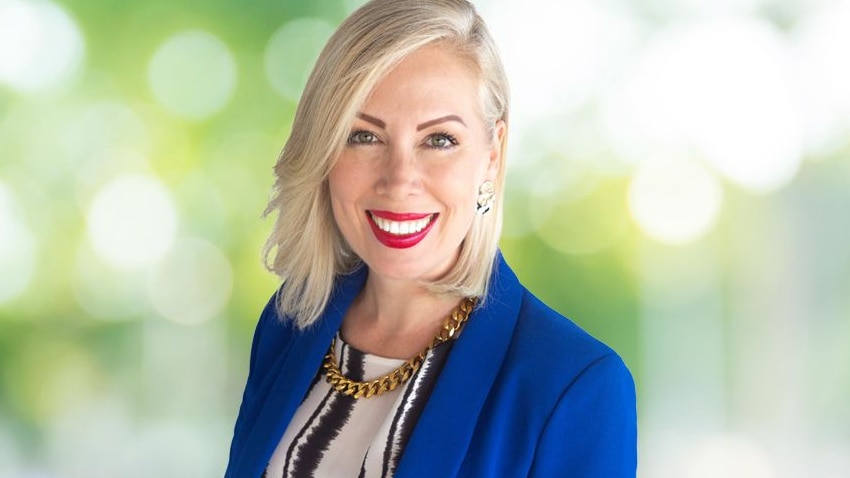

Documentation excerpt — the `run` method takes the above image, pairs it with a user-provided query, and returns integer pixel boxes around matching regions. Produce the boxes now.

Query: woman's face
[328,44,505,283]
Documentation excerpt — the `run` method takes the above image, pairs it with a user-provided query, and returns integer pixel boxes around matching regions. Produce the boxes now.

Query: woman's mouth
[367,210,437,248]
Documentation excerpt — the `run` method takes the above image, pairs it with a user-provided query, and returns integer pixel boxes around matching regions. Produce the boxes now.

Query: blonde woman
[226,0,636,476]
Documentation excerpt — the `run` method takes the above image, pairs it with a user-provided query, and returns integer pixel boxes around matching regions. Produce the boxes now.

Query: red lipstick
[367,210,437,249]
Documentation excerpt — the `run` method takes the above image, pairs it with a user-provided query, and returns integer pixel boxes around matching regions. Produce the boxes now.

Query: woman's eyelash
[426,131,459,149]
[348,130,376,143]
[347,130,379,144]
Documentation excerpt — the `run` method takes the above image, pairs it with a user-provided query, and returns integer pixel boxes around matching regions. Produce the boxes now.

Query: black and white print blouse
[262,333,453,478]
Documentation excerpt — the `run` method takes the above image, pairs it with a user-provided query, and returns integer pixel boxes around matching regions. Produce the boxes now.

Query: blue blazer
[226,255,637,477]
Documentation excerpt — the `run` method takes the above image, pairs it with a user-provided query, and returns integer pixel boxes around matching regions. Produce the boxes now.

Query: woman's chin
[361,253,456,285]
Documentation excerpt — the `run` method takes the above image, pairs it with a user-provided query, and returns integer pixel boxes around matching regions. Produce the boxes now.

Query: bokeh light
[602,17,804,193]
[264,18,336,102]
[147,30,237,119]
[685,434,776,478]
[0,181,36,304]
[85,173,178,269]
[482,0,639,140]
[793,0,850,155]
[0,0,84,93]
[628,157,723,244]
[147,237,233,326]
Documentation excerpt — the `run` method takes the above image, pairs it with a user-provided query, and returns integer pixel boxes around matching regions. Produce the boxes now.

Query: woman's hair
[263,0,510,328]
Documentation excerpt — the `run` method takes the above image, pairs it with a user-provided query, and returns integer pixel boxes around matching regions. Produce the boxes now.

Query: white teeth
[371,214,433,236]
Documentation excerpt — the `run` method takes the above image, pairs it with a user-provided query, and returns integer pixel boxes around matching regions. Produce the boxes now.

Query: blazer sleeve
[226,293,287,471]
[529,353,638,478]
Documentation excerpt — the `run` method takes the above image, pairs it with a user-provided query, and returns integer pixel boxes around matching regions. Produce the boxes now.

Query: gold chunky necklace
[322,297,477,399]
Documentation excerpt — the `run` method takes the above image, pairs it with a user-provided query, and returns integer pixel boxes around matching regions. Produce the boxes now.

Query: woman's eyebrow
[417,114,466,131]
[356,112,386,128]
[355,113,467,131]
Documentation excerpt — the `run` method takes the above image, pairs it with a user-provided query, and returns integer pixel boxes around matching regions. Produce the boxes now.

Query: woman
[226,0,637,476]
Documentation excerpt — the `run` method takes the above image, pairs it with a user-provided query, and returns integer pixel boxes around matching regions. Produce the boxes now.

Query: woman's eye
[426,133,458,149]
[348,130,378,144]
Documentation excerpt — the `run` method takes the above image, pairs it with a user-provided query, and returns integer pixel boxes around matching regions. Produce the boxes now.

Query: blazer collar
[394,253,523,477]
[234,266,368,477]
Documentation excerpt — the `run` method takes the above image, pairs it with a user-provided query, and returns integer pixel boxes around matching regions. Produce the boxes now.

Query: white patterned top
[263,333,452,478]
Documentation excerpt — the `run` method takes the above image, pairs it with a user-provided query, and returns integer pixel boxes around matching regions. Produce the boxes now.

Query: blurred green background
[1,0,849,476]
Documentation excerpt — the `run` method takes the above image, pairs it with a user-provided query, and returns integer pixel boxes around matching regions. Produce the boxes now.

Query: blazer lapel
[394,254,523,477]
[232,267,367,477]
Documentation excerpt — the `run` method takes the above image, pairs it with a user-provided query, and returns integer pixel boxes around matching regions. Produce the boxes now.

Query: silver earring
[476,180,495,215]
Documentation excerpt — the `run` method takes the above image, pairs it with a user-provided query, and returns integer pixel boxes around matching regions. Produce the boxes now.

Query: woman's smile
[367,210,438,249]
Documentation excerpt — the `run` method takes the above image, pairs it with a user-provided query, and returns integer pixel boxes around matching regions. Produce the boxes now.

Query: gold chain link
[322,297,477,399]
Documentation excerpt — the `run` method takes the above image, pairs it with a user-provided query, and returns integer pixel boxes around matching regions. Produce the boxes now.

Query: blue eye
[347,130,378,144]
[426,132,458,149]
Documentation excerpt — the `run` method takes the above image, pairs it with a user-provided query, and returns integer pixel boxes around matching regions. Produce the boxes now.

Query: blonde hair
[263,0,510,328]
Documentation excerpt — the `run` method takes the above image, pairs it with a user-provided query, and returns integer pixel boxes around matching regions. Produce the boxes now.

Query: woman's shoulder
[485,254,631,387]
[503,288,637,477]
[505,286,632,389]
[247,290,298,371]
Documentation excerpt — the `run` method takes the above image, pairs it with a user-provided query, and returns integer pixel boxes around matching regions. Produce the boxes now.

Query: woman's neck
[339,275,462,359]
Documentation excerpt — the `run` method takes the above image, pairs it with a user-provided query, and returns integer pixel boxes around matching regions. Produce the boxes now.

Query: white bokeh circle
[793,1,850,155]
[85,174,178,269]
[264,18,336,102]
[148,30,237,119]
[603,17,804,193]
[482,0,639,136]
[628,157,723,244]
[0,0,85,93]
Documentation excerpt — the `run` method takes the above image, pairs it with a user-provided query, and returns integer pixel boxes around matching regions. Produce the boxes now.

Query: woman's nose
[376,146,421,199]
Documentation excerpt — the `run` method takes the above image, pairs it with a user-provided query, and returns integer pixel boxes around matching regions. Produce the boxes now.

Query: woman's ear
[487,119,507,177]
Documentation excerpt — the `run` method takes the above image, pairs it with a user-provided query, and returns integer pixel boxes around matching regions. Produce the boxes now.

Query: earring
[476,180,495,215]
